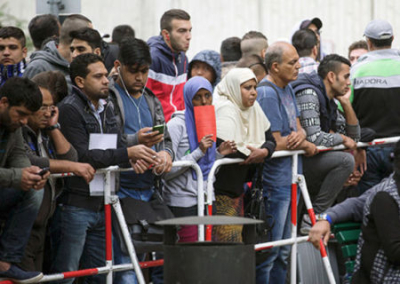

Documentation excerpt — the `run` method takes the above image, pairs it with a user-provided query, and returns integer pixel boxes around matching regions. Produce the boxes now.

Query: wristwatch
[316,213,332,225]
[45,123,61,131]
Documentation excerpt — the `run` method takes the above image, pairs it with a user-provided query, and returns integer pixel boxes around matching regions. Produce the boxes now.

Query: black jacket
[57,86,129,211]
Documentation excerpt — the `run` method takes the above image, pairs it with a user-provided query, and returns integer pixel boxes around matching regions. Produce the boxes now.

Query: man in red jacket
[146,9,192,122]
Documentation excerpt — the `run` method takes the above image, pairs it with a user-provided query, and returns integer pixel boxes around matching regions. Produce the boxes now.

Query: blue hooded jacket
[187,50,221,88]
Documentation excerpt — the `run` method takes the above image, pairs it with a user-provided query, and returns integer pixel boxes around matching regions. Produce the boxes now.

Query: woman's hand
[217,140,237,156]
[199,134,214,153]
[241,146,268,165]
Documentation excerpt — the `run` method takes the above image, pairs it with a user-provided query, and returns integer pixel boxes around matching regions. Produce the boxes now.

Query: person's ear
[327,71,336,83]
[75,76,85,89]
[162,29,170,42]
[22,46,28,59]
[93,47,101,56]
[114,60,121,70]
[272,62,279,73]
[0,97,8,106]
[312,46,318,58]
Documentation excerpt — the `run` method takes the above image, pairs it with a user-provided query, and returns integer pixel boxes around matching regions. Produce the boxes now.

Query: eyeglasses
[39,105,56,113]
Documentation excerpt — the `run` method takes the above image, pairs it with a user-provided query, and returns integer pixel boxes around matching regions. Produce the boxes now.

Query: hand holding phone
[37,167,50,176]
[152,124,165,134]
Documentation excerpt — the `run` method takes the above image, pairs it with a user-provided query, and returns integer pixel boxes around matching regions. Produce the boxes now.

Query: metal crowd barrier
[205,135,400,284]
[0,136,399,284]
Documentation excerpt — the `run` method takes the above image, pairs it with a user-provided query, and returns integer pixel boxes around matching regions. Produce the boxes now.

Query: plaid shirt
[298,57,319,74]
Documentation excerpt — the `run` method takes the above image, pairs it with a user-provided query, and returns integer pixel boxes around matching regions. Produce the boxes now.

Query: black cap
[300,17,323,30]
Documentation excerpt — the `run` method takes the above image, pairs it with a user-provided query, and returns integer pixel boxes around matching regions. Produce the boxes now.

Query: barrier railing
[205,136,400,284]
[0,161,203,284]
[1,136,398,284]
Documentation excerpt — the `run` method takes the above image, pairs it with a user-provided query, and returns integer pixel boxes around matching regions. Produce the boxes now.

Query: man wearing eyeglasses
[19,78,96,272]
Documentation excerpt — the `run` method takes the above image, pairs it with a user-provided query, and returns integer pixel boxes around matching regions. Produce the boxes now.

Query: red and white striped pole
[290,153,298,284]
[298,175,336,284]
[104,170,113,284]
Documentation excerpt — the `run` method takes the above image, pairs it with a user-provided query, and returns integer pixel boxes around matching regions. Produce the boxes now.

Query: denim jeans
[49,204,106,284]
[0,187,43,263]
[256,184,295,284]
[113,188,157,284]
[357,145,394,194]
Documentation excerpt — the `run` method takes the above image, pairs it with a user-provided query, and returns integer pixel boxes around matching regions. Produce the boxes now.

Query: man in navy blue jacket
[146,9,192,122]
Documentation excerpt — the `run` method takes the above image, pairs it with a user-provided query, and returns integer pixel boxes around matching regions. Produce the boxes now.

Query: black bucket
[164,242,255,284]
[157,216,262,284]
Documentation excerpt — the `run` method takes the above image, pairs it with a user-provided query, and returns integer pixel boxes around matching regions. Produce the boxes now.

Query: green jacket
[0,127,31,189]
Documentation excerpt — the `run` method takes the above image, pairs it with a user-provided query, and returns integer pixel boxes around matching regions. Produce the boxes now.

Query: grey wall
[2,0,400,60]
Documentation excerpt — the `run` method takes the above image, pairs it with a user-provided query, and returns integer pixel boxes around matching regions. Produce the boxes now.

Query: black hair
[292,29,318,57]
[28,14,60,49]
[60,14,92,45]
[368,37,393,48]
[112,25,135,44]
[32,71,68,104]
[0,77,42,112]
[0,26,26,47]
[160,9,190,32]
[220,37,242,62]
[118,37,151,67]
[318,54,351,79]
[70,53,103,86]
[70,27,102,50]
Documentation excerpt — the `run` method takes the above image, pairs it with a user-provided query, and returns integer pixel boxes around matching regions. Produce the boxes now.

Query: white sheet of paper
[89,133,118,196]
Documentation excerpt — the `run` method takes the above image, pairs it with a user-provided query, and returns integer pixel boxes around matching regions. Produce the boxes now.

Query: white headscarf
[214,68,271,156]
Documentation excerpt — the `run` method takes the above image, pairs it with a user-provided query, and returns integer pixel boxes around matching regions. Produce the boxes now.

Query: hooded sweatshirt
[23,40,71,93]
[162,76,221,208]
[146,35,188,122]
[187,50,221,88]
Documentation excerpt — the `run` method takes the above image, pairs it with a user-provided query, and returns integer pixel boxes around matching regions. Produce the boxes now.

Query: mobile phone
[37,167,50,176]
[152,124,165,134]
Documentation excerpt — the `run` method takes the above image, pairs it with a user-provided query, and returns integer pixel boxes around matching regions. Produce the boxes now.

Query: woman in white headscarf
[212,68,276,242]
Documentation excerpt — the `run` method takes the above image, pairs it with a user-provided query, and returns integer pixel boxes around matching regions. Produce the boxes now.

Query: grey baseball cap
[364,19,393,40]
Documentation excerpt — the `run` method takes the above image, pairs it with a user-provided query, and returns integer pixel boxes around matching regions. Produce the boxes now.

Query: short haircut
[241,31,268,57]
[60,14,92,45]
[348,40,368,58]
[118,37,151,67]
[160,9,190,32]
[28,14,60,49]
[0,26,26,47]
[0,77,42,112]
[31,71,68,104]
[241,31,268,41]
[264,45,284,71]
[237,54,267,71]
[292,29,318,57]
[220,37,242,62]
[318,54,351,79]
[112,25,135,44]
[70,53,103,86]
[368,37,393,48]
[70,27,102,50]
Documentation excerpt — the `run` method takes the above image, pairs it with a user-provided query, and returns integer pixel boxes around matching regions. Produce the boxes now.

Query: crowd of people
[0,7,399,284]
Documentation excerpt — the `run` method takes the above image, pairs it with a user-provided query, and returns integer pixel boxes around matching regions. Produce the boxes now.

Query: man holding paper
[50,53,159,284]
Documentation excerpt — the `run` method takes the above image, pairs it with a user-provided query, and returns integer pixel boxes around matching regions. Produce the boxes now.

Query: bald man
[255,42,317,284]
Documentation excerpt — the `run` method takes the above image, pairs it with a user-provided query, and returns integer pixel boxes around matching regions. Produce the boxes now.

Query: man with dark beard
[49,53,159,284]
[0,77,49,283]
